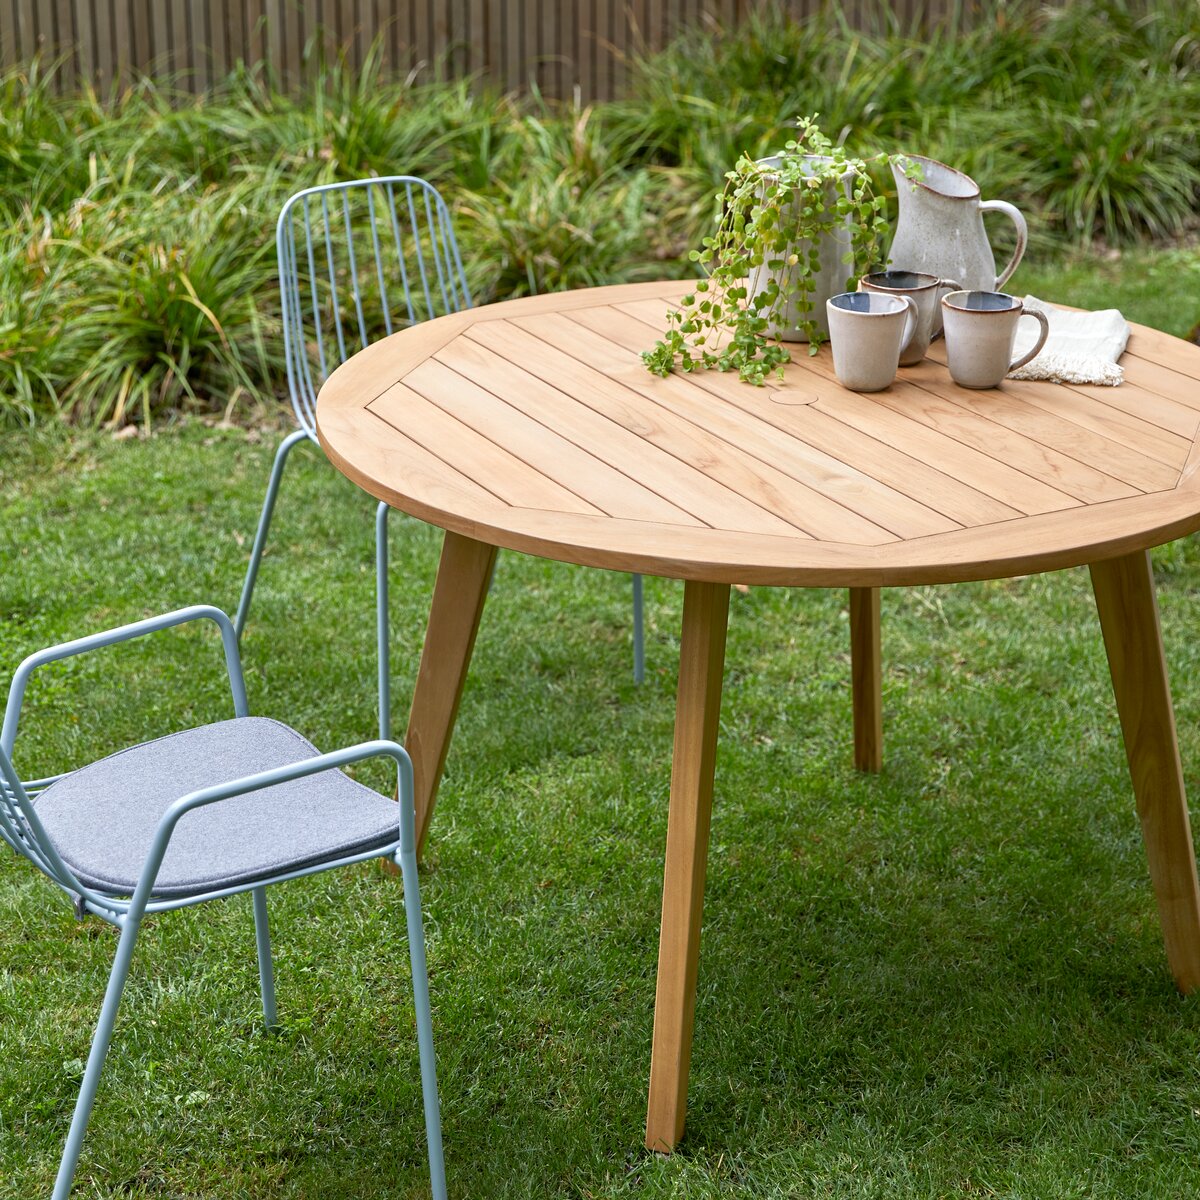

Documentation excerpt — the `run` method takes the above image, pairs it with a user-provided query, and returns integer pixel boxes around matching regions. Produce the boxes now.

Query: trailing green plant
[642,116,893,385]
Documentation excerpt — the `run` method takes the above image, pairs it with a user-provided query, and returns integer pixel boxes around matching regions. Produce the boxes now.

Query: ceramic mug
[826,292,919,392]
[941,290,1050,389]
[858,270,961,365]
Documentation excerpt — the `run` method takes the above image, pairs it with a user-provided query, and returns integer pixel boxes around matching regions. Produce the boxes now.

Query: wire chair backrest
[277,176,472,435]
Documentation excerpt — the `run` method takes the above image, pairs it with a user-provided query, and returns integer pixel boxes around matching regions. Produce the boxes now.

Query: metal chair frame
[234,177,645,733]
[0,606,446,1200]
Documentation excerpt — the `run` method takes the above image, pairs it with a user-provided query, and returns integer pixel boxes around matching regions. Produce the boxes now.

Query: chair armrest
[1,605,247,759]
[125,740,416,910]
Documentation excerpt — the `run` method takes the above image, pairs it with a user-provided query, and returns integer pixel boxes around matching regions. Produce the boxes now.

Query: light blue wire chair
[235,176,646,740]
[0,605,446,1200]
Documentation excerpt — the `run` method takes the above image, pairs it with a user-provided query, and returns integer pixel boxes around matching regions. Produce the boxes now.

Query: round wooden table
[317,280,1200,1152]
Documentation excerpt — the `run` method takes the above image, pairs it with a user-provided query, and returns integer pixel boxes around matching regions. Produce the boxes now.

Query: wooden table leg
[1090,550,1200,993]
[645,580,730,1153]
[850,586,882,772]
[405,531,497,855]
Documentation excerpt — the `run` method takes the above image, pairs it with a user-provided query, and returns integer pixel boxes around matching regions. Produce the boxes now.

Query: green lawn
[4,265,1200,1197]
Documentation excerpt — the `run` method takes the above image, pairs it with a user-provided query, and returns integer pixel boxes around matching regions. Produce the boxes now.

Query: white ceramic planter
[746,154,857,343]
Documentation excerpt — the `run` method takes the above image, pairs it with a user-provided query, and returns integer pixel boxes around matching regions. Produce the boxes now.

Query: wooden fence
[0,1,972,101]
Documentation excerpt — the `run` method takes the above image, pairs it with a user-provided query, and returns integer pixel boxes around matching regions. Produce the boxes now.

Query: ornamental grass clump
[642,116,892,385]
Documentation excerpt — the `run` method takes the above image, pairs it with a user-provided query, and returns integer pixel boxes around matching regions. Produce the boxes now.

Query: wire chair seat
[30,716,402,902]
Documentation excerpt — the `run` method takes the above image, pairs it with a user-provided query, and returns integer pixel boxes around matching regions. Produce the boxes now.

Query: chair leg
[52,911,145,1200]
[234,428,311,641]
[632,573,646,685]
[376,502,391,743]
[252,887,278,1030]
[397,848,447,1200]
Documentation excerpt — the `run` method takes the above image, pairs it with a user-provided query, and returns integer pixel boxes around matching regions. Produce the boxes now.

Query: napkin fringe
[1009,351,1124,386]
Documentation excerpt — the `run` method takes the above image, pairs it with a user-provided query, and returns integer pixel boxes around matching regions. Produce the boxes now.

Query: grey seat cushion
[34,717,401,898]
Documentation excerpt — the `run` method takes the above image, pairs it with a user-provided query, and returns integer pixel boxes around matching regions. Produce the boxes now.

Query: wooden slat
[444,0,467,76]
[578,0,594,102]
[597,0,619,100]
[643,0,663,52]
[111,0,132,88]
[151,0,174,75]
[73,0,96,82]
[611,296,1027,527]
[1127,329,1200,383]
[926,339,1200,437]
[280,0,301,87]
[399,356,714,527]
[193,1,212,90]
[129,0,150,81]
[438,331,820,534]
[561,304,964,539]
[245,0,264,66]
[208,0,231,78]
[600,295,1032,525]
[819,387,1084,516]
[56,0,77,88]
[489,315,902,544]
[505,0,523,88]
[319,399,511,519]
[13,0,36,60]
[559,0,577,92]
[466,0,486,76]
[360,0,379,66]
[368,382,608,516]
[779,350,1133,505]
[1120,353,1200,407]
[413,0,431,73]
[0,4,17,67]
[483,0,502,87]
[430,0,451,73]
[987,378,1193,467]
[889,362,1171,497]
[537,0,557,94]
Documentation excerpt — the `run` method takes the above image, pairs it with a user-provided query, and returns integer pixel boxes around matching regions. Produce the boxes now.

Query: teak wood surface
[316,280,1200,1153]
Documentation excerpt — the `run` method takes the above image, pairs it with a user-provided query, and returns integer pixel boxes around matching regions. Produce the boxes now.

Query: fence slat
[74,0,96,84]
[14,0,36,60]
[0,3,16,66]
[2,0,978,99]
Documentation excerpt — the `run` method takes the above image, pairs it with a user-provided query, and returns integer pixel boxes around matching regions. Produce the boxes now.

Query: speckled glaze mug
[858,270,962,366]
[826,291,919,392]
[941,290,1049,389]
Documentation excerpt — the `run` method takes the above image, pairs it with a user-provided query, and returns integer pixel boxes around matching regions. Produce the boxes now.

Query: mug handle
[1009,308,1050,372]
[898,296,920,357]
[928,278,962,343]
[981,199,1028,289]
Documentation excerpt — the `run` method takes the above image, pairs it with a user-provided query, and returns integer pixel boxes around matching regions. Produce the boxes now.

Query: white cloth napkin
[1009,295,1130,386]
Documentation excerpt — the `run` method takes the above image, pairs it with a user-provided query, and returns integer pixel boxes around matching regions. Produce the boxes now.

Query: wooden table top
[316,280,1200,587]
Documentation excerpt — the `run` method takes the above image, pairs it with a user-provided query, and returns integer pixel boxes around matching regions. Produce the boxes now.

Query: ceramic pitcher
[889,155,1027,293]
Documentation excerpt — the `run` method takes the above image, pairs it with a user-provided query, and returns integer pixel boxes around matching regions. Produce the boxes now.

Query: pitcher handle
[980,199,1027,289]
